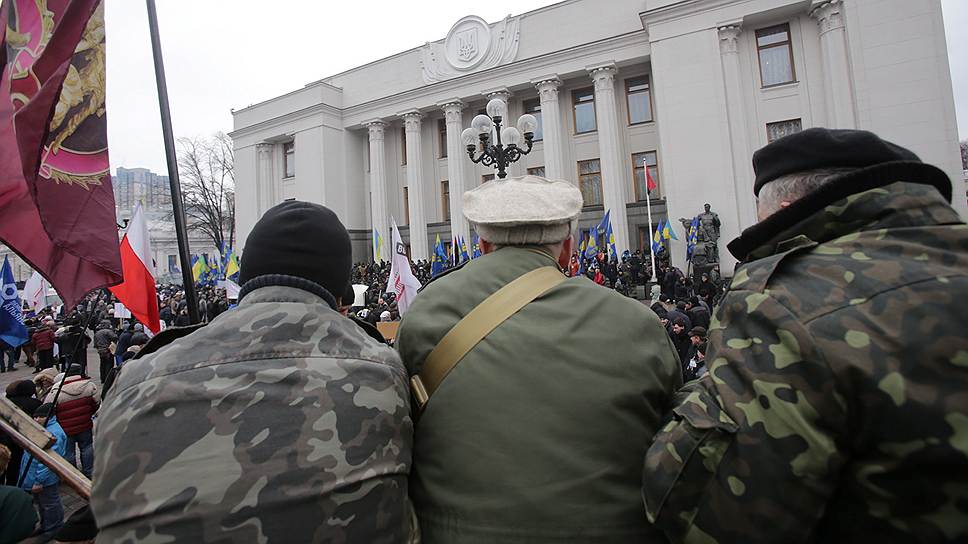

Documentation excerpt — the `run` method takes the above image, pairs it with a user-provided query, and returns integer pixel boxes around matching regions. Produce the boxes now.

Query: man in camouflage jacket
[92,202,413,543]
[643,129,968,543]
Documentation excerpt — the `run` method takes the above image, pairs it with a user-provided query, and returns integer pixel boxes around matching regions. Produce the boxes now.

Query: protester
[683,327,707,382]
[93,320,117,384]
[20,403,67,540]
[44,365,98,478]
[32,318,57,373]
[92,200,413,542]
[3,381,42,486]
[644,128,968,542]
[397,174,681,542]
[0,444,38,543]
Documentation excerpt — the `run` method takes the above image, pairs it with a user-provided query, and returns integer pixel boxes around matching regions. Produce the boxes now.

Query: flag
[386,218,421,314]
[192,255,209,284]
[373,228,383,262]
[23,270,50,314]
[109,204,160,334]
[687,217,700,261]
[585,226,599,259]
[597,210,611,236]
[0,0,122,310]
[431,234,445,277]
[652,221,664,255]
[472,234,482,258]
[0,256,28,347]
[578,234,587,274]
[222,245,241,281]
[459,236,470,262]
[452,235,460,266]
[662,220,679,241]
[646,161,658,193]
[607,222,617,260]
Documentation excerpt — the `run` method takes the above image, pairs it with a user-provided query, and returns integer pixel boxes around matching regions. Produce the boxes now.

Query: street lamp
[461,98,538,180]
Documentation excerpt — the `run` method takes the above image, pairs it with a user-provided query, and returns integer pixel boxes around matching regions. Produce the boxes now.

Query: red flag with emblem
[0,0,122,310]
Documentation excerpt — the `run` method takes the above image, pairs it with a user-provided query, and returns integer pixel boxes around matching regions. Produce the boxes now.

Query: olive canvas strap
[410,266,566,412]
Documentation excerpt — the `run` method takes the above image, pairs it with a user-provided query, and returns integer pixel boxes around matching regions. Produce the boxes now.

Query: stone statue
[697,203,721,244]
[679,204,722,268]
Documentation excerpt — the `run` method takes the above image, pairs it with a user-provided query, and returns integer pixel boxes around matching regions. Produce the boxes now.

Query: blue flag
[686,217,700,260]
[585,226,599,259]
[459,236,470,262]
[652,220,665,256]
[597,210,611,236]
[431,234,446,277]
[472,234,482,259]
[0,257,28,348]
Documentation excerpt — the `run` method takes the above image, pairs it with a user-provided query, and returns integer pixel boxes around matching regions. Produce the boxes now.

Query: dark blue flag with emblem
[0,256,28,347]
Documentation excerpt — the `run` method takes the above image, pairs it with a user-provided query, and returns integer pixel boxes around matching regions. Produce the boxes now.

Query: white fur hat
[463,175,583,245]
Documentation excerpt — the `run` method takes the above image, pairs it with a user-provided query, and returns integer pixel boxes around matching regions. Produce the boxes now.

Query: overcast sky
[104,0,968,174]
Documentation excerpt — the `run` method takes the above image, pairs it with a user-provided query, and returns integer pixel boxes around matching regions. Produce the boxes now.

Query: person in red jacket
[31,319,56,373]
[44,365,99,478]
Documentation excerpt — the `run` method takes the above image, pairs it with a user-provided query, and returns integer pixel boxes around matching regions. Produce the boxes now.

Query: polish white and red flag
[109,203,160,334]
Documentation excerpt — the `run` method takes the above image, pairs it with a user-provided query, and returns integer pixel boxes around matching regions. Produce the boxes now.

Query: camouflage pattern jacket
[643,181,968,543]
[92,277,413,543]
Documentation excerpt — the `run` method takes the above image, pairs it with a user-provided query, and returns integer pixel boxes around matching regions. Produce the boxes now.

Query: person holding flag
[0,256,28,372]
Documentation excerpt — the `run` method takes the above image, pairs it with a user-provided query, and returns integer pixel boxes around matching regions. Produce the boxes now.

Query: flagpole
[645,182,657,286]
[146,0,199,324]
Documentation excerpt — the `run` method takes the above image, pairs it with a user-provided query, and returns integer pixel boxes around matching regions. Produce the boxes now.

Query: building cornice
[228,102,341,140]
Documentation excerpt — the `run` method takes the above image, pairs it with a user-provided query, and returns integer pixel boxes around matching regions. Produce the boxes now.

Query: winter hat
[752,128,952,201]
[240,201,352,297]
[688,326,707,338]
[33,403,54,418]
[463,175,582,245]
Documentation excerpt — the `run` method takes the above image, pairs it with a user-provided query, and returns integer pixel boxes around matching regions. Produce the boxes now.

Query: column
[256,143,274,216]
[718,25,757,228]
[811,0,857,128]
[402,111,429,260]
[441,101,470,243]
[366,121,390,261]
[533,77,565,181]
[588,63,630,254]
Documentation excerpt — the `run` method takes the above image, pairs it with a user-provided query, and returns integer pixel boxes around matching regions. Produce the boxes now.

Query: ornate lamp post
[461,98,539,179]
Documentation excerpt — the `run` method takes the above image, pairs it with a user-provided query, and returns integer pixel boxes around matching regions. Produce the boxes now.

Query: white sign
[113,303,132,319]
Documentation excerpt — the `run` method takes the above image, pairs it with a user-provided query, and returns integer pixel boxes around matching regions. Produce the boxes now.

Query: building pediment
[420,15,521,84]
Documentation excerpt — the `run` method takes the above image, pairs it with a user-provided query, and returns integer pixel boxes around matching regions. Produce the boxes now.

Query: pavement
[2,347,101,543]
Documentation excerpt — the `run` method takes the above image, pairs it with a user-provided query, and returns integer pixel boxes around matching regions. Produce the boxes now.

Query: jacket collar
[729,167,959,263]
[238,274,338,310]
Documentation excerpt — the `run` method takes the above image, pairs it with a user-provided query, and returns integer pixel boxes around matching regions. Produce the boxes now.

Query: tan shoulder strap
[410,266,566,411]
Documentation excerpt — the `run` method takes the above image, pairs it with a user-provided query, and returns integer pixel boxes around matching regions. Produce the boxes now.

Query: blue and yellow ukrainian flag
[686,217,699,260]
[373,228,383,262]
[652,221,664,255]
[662,220,679,241]
[585,226,599,259]
[191,255,208,283]
[472,234,482,258]
[607,222,617,260]
[431,234,445,277]
[459,236,470,262]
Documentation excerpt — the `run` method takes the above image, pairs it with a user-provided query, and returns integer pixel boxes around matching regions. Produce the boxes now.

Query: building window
[482,174,494,184]
[283,142,295,178]
[403,187,409,224]
[577,159,603,207]
[167,255,177,273]
[766,118,802,142]
[626,76,654,125]
[438,118,448,158]
[523,98,543,141]
[441,180,450,220]
[756,24,796,87]
[527,166,546,177]
[573,88,597,134]
[632,151,660,201]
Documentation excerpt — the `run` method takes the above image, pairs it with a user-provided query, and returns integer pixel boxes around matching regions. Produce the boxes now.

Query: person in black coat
[115,324,133,366]
[686,297,711,330]
[2,380,42,485]
[668,318,691,365]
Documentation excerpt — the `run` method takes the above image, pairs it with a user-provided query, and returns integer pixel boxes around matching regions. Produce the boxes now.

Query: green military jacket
[397,247,681,543]
[644,182,968,543]
[92,281,413,543]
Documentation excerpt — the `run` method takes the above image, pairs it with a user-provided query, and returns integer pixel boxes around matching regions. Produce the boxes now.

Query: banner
[0,0,122,310]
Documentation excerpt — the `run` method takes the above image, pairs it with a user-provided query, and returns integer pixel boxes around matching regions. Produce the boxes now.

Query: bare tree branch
[176,132,236,255]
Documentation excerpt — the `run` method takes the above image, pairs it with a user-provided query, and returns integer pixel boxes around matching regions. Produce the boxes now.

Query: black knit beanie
[239,201,352,297]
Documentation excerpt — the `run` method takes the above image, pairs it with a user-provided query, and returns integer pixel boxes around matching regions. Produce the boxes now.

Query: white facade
[230,0,966,272]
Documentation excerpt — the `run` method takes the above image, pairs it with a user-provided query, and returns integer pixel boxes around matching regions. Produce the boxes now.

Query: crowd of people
[1,128,966,543]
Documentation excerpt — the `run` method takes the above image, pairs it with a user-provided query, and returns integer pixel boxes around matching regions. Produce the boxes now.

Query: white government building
[230,0,966,273]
